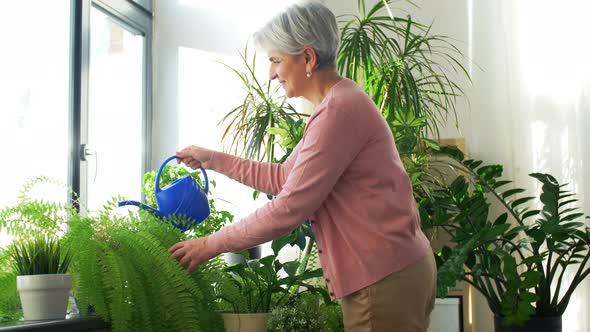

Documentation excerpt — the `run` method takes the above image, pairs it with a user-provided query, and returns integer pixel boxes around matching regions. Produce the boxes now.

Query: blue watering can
[118,155,210,232]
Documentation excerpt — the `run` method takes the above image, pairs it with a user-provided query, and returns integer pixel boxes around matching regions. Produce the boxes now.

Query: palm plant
[219,46,307,163]
[337,0,471,208]
[338,0,469,138]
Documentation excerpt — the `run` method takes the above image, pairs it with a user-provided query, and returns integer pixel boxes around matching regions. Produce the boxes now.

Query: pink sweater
[208,78,431,298]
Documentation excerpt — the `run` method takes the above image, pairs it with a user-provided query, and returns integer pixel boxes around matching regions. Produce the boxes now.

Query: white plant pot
[17,274,72,320]
[221,313,271,332]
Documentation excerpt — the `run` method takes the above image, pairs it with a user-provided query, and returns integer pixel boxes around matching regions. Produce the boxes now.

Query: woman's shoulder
[326,78,380,117]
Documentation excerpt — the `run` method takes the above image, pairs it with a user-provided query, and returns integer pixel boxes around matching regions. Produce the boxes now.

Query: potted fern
[10,236,73,320]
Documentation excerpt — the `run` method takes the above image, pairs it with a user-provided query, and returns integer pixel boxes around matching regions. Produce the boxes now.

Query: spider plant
[219,45,307,162]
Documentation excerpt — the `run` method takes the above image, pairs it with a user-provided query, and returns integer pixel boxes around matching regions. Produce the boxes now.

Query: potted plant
[9,236,73,320]
[216,233,329,332]
[63,198,227,332]
[0,176,74,321]
[0,177,227,331]
[423,151,590,331]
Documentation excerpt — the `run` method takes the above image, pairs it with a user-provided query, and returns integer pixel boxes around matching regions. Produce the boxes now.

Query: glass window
[0,2,71,247]
[86,7,145,212]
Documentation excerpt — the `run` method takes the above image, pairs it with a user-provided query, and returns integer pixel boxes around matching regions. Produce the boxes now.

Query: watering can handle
[155,155,209,194]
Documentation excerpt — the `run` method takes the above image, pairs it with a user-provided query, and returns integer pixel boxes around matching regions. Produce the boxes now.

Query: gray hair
[253,2,340,70]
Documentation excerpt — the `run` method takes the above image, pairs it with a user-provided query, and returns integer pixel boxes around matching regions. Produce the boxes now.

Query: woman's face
[267,50,309,98]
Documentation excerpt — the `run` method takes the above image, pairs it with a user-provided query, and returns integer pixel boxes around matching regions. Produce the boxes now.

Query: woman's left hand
[169,237,216,273]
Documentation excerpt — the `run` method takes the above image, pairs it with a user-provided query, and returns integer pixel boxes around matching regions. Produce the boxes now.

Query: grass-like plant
[10,236,72,275]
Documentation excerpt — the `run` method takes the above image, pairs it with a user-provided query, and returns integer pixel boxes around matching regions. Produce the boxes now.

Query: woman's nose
[269,69,277,81]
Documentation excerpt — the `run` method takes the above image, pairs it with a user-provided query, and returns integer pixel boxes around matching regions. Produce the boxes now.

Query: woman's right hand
[176,145,214,169]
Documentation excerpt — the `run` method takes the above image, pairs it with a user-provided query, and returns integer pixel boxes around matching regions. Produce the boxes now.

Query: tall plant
[423,152,590,326]
[220,46,307,162]
[337,0,470,208]
[338,0,469,138]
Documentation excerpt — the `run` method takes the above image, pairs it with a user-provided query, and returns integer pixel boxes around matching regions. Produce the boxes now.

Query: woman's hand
[169,237,217,273]
[176,145,214,169]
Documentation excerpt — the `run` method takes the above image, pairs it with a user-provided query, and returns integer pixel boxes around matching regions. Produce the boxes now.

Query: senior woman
[169,2,436,331]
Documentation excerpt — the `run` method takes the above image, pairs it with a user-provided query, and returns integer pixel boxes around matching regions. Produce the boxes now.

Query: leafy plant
[142,164,234,237]
[10,236,72,275]
[63,200,225,332]
[338,0,469,137]
[320,302,345,332]
[216,235,329,313]
[267,293,325,332]
[0,176,74,321]
[219,45,307,162]
[423,153,590,326]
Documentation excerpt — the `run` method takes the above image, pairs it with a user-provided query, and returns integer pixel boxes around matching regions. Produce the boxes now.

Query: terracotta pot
[221,313,271,332]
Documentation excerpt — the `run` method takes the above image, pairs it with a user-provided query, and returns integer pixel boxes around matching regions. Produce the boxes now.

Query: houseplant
[10,236,73,320]
[0,176,73,321]
[423,151,590,331]
[63,198,226,332]
[0,177,226,331]
[267,293,325,332]
[337,0,470,203]
[216,232,330,332]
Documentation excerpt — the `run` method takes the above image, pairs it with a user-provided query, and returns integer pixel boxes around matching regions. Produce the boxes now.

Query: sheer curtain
[461,0,590,331]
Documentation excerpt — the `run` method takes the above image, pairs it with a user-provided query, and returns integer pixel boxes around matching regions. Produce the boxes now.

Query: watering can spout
[118,200,163,217]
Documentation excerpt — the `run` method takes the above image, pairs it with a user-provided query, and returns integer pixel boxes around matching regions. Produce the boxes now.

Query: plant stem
[557,250,590,314]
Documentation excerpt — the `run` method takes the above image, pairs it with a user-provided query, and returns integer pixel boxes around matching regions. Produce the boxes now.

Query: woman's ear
[303,47,319,71]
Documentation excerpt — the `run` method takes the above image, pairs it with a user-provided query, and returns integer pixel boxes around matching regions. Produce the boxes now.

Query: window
[0,2,71,247]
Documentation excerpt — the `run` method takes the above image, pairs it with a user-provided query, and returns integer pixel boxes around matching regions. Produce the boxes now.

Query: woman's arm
[207,146,299,196]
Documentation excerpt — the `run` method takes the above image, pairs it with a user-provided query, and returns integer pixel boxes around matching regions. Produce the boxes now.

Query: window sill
[0,317,109,332]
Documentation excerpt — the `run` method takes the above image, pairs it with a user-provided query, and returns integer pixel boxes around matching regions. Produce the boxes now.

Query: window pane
[0,2,71,247]
[87,7,144,212]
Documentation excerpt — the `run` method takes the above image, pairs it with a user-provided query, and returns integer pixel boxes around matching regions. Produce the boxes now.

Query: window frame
[69,0,153,211]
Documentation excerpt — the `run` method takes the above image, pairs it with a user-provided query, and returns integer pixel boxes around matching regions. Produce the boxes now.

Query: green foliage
[142,164,233,237]
[0,260,20,321]
[63,200,225,332]
[0,176,73,240]
[216,235,329,313]
[338,0,469,137]
[0,176,74,321]
[320,302,345,332]
[422,156,590,326]
[219,45,308,162]
[10,236,72,275]
[267,293,325,332]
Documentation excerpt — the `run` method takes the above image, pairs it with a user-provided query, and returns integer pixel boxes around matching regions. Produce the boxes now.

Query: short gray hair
[253,2,340,69]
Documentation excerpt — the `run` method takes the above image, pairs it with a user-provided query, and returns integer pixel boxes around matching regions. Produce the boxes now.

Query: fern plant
[422,151,590,326]
[63,200,225,332]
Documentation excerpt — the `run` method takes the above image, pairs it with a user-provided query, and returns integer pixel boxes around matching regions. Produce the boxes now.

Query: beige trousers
[341,254,437,332]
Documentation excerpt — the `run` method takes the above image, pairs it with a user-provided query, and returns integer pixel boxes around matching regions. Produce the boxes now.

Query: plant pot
[221,313,271,332]
[17,274,72,320]
[494,315,562,332]
[224,245,263,266]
